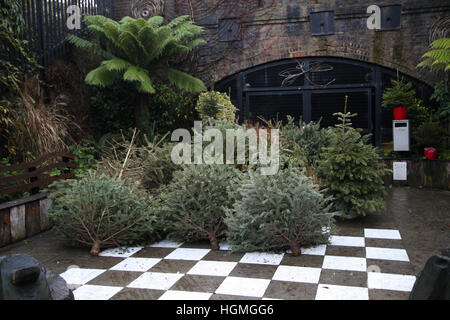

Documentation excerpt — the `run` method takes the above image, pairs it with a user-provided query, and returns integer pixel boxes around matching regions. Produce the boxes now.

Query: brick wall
[111,0,450,86]
[113,0,131,20]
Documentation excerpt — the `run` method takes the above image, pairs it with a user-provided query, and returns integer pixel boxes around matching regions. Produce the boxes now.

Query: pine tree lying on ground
[156,164,241,250]
[225,167,334,256]
[48,170,156,255]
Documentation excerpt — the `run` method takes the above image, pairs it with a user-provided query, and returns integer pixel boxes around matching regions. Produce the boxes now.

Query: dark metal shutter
[308,60,373,86]
[311,91,370,131]
[245,62,304,88]
[247,93,303,124]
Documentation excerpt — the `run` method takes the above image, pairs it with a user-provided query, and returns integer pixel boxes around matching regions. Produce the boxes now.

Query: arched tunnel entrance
[214,57,433,146]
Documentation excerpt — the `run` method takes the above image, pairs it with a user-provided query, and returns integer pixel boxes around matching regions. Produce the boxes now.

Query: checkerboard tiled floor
[59,228,417,300]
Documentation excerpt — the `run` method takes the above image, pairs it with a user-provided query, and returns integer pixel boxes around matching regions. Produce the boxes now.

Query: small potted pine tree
[413,112,447,159]
[317,96,391,219]
[382,79,416,120]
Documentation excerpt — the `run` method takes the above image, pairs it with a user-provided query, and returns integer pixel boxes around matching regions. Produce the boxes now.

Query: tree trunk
[135,94,151,136]
[208,232,220,251]
[289,240,301,256]
[90,240,102,256]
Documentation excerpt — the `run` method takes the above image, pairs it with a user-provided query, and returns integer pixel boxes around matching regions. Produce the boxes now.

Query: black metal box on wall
[219,18,241,42]
[380,4,402,30]
[310,11,334,36]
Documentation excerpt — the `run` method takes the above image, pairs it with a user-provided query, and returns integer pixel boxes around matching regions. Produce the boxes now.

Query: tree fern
[417,37,450,72]
[67,15,206,133]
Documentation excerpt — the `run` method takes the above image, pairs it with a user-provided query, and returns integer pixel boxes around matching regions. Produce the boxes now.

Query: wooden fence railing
[0,152,76,196]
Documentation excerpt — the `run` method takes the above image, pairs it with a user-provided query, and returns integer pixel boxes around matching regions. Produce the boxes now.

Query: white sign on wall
[393,162,408,181]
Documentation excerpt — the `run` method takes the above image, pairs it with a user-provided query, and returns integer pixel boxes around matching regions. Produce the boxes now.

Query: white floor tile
[368,272,416,292]
[329,236,365,247]
[110,257,161,272]
[159,290,212,300]
[149,239,184,248]
[240,252,284,265]
[273,266,322,284]
[316,284,369,300]
[127,272,184,290]
[364,229,402,240]
[366,247,409,262]
[322,256,367,272]
[301,245,327,256]
[164,248,211,261]
[187,261,238,277]
[219,241,231,251]
[98,246,143,258]
[59,268,106,285]
[215,277,271,298]
[73,285,122,300]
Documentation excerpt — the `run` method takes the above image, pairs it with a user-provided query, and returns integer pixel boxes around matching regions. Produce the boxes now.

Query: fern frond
[85,65,120,87]
[101,58,132,72]
[66,34,114,60]
[417,37,450,71]
[167,68,206,92]
[166,15,192,29]
[147,16,164,28]
[118,30,148,64]
[430,37,450,50]
[123,66,155,93]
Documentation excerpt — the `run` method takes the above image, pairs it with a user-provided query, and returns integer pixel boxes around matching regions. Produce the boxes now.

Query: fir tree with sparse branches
[317,96,390,219]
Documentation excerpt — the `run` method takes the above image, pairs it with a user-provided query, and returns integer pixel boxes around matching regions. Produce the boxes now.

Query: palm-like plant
[417,38,450,72]
[67,15,207,133]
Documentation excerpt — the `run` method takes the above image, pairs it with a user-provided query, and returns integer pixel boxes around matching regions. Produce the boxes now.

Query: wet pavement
[0,187,448,300]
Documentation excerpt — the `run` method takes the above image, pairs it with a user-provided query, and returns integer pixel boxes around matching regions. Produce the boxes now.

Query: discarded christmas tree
[48,171,155,256]
[157,164,241,250]
[226,167,334,255]
[317,96,390,219]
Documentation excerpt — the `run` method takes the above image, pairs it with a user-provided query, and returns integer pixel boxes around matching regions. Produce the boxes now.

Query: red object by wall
[393,107,408,120]
[424,148,438,160]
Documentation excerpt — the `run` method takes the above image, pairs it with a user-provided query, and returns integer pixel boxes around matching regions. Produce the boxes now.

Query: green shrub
[88,81,137,136]
[317,110,390,219]
[280,116,330,168]
[142,142,182,192]
[225,167,334,255]
[148,83,199,135]
[48,170,156,255]
[431,81,450,121]
[413,121,448,151]
[382,79,416,110]
[156,164,241,250]
[68,139,99,176]
[196,91,237,122]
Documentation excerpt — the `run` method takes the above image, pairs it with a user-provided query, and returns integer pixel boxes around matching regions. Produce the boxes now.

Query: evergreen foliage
[279,116,330,168]
[431,81,450,121]
[67,15,206,133]
[382,79,416,110]
[156,164,241,250]
[317,100,390,219]
[48,170,156,255]
[196,91,237,122]
[142,142,181,191]
[417,37,450,72]
[225,167,334,255]
[413,121,448,150]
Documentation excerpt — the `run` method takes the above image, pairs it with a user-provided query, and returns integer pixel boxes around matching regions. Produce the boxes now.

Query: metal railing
[19,0,114,66]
